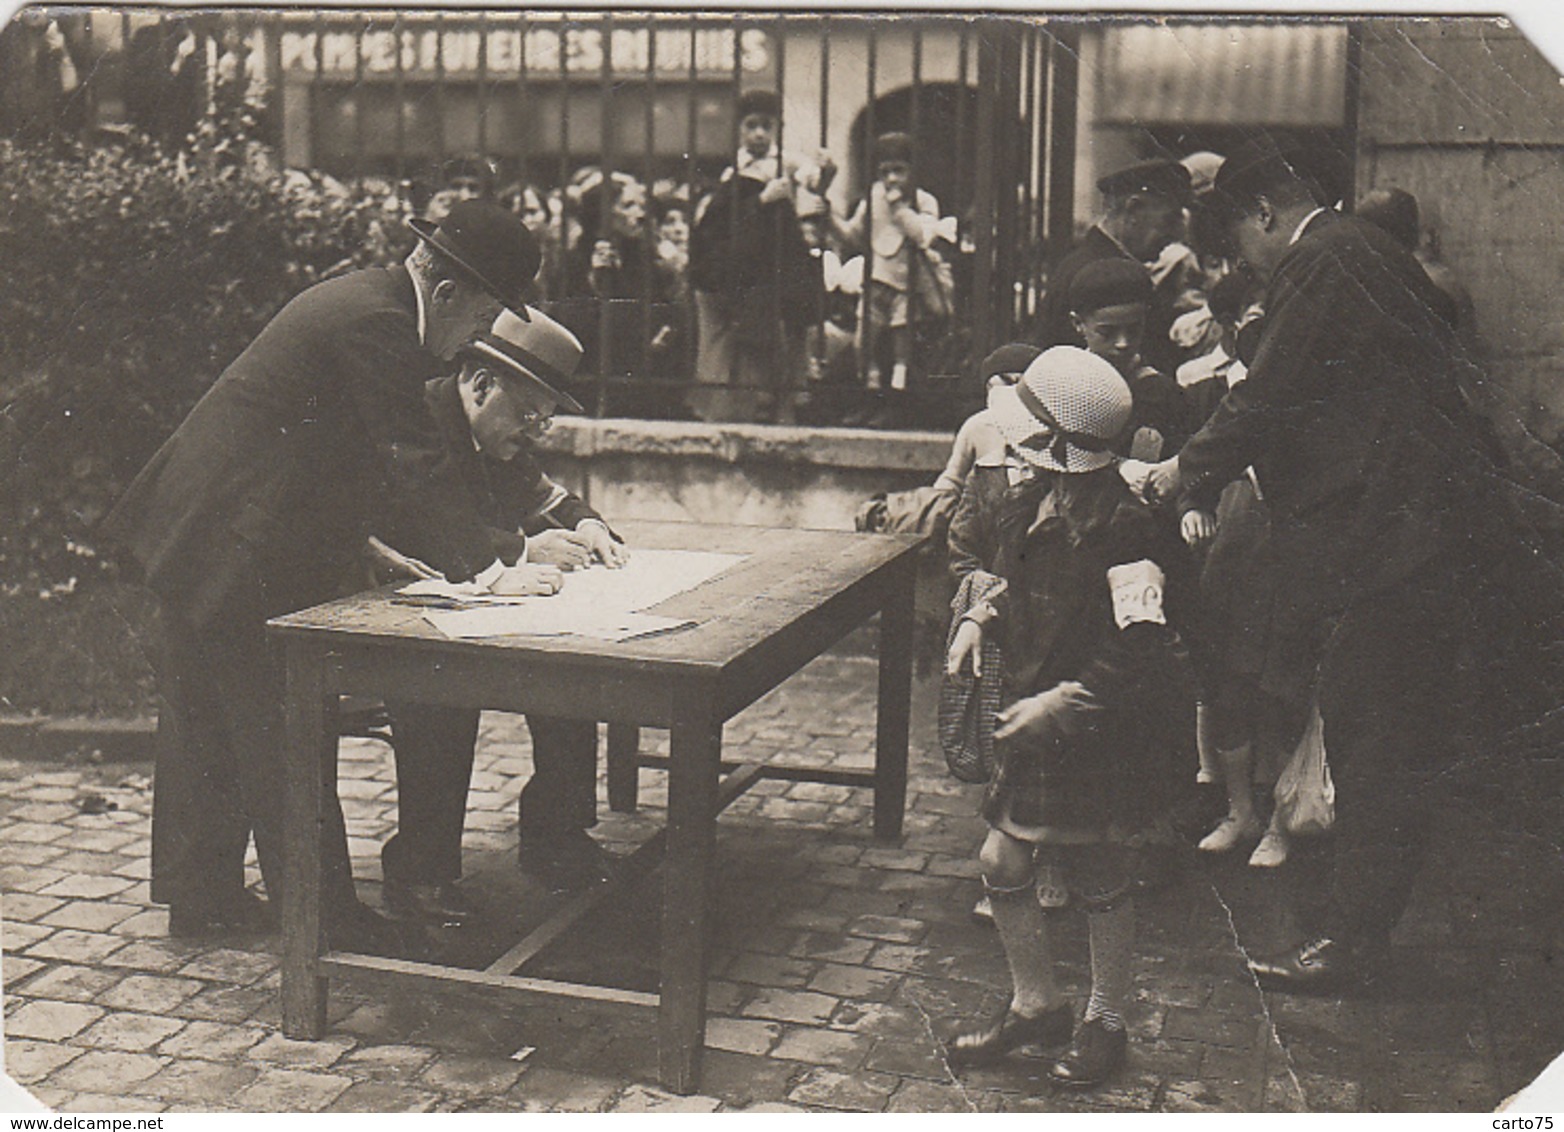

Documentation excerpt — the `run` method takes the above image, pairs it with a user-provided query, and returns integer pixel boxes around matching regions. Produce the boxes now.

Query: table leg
[874,560,915,842]
[658,701,720,1095]
[281,641,329,1038]
[606,723,642,813]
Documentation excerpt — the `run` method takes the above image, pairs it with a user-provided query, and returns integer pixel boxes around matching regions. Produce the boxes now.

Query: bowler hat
[407,200,541,316]
[462,307,586,415]
[1207,134,1328,225]
[1097,159,1193,207]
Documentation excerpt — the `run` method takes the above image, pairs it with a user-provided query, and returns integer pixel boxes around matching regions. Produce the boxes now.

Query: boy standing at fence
[831,131,948,398]
[687,88,834,424]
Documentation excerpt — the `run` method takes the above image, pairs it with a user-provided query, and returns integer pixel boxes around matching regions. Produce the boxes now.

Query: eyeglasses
[517,407,555,431]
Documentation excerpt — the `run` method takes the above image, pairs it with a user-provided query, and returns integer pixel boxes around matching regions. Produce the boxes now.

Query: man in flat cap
[1146,135,1564,991]
[1033,158,1192,376]
[104,201,559,953]
[372,309,627,924]
[688,86,835,423]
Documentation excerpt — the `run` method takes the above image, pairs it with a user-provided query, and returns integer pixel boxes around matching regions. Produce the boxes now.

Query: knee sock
[1084,898,1135,1032]
[988,883,1059,1017]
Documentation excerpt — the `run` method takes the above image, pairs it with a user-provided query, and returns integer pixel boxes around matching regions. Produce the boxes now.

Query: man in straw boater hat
[1033,158,1193,377]
[1145,133,1564,991]
[104,200,560,955]
[371,308,629,926]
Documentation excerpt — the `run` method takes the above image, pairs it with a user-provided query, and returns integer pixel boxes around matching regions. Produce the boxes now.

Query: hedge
[0,131,412,713]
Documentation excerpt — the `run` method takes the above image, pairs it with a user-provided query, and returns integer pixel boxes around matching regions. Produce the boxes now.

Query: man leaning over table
[102,201,562,956]
[369,307,630,926]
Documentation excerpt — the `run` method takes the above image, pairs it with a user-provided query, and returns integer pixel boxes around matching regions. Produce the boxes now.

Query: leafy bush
[0,130,414,712]
[0,133,413,597]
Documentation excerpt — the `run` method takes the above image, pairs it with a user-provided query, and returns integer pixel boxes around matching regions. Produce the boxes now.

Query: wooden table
[269,520,924,1093]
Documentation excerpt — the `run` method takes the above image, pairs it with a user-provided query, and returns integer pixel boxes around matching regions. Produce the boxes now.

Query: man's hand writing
[527,529,594,570]
[489,563,565,596]
[578,522,629,568]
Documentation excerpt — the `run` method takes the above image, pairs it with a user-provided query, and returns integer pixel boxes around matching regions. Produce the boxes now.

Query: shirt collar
[1290,207,1328,247]
[411,268,430,347]
[735,144,779,182]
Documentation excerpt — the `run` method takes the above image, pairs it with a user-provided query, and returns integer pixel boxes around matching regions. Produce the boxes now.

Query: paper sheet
[402,548,746,640]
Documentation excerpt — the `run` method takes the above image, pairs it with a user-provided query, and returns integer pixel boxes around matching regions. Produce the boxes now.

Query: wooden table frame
[270,522,923,1094]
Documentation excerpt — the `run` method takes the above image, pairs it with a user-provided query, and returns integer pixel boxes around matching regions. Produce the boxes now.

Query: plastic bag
[1272,702,1334,837]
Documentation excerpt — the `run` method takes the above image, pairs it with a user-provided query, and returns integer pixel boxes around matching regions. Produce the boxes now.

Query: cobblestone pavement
[3,651,1561,1112]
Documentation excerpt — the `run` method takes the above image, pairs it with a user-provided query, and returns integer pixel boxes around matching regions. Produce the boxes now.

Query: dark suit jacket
[103,265,495,628]
[1176,213,1485,627]
[399,375,608,568]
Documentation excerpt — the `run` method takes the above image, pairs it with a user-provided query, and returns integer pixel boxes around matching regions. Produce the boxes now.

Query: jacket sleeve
[1175,251,1333,497]
[332,307,496,583]
[946,470,1008,626]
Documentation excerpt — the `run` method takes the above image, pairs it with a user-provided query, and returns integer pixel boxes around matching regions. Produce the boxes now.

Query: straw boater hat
[987,346,1133,474]
[407,200,542,316]
[461,307,586,415]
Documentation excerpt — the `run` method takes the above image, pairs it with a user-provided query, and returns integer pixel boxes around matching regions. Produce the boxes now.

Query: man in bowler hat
[104,201,559,952]
[1033,159,1192,376]
[373,308,628,925]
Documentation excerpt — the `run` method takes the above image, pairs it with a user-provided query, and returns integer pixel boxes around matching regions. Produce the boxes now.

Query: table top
[267,521,923,675]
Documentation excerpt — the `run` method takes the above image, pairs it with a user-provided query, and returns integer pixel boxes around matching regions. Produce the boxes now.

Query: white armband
[1106,559,1166,629]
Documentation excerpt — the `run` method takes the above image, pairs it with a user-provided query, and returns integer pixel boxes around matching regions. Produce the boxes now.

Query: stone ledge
[537,417,951,474]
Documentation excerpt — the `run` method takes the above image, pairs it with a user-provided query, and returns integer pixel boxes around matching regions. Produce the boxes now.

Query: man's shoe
[1248,936,1363,992]
[168,890,275,938]
[326,900,431,960]
[518,830,613,890]
[383,878,476,927]
[1049,1018,1128,1089]
[946,1001,1075,1068]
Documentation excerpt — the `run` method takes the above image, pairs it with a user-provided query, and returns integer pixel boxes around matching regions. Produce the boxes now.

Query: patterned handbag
[938,571,1007,784]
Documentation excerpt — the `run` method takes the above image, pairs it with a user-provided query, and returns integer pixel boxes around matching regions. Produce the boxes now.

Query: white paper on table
[408,548,745,639]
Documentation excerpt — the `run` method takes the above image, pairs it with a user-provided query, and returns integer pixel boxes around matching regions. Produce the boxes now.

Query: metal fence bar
[393,13,406,189]
[1045,21,1079,267]
[475,12,489,161]
[595,11,616,417]
[515,11,528,188]
[352,15,366,182]
[971,21,998,361]
[433,13,446,167]
[859,18,877,392]
[310,12,324,172]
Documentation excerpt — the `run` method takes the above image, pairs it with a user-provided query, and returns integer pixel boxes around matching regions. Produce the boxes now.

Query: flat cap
[1097,159,1193,206]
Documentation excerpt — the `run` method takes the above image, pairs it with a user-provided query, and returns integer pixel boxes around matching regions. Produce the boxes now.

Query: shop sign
[279,23,772,80]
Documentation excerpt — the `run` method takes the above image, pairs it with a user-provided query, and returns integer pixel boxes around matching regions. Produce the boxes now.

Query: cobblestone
[3,655,1560,1112]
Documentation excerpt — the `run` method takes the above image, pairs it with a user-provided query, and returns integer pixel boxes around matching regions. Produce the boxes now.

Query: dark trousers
[1313,565,1469,945]
[149,600,357,912]
[381,705,599,885]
